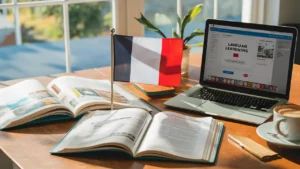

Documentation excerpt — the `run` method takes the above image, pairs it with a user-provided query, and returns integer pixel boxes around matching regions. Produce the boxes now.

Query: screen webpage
[203,24,293,95]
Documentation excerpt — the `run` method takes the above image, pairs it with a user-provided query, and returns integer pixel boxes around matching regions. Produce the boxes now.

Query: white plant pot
[181,47,190,76]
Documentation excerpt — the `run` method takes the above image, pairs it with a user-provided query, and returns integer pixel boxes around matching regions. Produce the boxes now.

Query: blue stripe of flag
[113,35,132,82]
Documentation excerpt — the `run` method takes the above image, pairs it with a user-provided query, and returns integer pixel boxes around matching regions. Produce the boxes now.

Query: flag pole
[110,28,115,110]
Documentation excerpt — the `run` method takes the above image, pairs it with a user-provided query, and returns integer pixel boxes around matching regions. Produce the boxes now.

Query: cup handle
[275,119,288,137]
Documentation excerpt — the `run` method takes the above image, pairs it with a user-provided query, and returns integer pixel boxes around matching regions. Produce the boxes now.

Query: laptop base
[164,85,286,125]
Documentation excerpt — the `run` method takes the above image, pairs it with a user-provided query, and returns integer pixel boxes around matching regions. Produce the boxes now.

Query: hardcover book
[134,83,175,96]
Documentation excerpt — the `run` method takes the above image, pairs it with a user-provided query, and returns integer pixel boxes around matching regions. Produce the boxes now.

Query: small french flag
[113,35,183,86]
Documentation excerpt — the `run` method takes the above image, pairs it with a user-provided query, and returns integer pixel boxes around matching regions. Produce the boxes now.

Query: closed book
[134,83,175,96]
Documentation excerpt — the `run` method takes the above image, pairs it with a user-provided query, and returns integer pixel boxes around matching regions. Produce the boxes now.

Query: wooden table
[0,53,300,169]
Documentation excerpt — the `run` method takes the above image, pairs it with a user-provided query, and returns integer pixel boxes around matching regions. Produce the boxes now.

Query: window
[0,0,113,81]
[144,0,243,53]
[0,0,260,81]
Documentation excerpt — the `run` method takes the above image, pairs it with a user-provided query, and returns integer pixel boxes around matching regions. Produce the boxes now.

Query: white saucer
[256,122,300,149]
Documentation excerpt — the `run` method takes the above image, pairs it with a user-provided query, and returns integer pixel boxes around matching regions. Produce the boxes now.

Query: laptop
[164,19,298,124]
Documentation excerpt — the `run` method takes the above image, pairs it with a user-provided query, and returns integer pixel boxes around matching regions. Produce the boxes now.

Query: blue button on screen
[223,70,234,75]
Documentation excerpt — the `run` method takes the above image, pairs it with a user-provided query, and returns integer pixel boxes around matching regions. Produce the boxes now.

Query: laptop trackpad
[197,102,234,116]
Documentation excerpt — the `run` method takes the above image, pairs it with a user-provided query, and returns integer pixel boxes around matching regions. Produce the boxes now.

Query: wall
[278,0,300,25]
[259,0,300,26]
[277,0,300,64]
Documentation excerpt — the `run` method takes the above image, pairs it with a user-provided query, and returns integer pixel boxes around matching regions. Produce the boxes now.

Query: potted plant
[135,4,204,76]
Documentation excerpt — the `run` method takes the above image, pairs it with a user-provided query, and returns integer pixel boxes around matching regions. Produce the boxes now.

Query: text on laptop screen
[203,24,293,95]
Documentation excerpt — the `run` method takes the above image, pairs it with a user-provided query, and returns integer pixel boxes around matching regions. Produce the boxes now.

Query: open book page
[135,112,215,161]
[0,80,69,129]
[47,76,151,116]
[51,108,152,155]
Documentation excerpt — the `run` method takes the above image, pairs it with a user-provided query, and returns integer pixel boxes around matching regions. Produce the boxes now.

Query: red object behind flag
[159,38,183,86]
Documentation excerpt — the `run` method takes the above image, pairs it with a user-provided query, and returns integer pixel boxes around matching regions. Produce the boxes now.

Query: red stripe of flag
[158,38,183,86]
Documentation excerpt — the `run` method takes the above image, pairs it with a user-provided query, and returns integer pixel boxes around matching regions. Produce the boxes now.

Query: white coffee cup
[273,105,300,141]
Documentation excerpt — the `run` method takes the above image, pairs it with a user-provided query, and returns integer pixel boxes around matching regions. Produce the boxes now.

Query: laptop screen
[203,24,294,95]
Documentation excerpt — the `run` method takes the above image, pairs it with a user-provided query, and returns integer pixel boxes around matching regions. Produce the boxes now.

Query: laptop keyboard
[189,87,278,111]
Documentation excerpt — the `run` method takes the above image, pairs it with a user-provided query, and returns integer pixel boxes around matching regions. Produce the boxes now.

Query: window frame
[0,0,116,73]
[242,0,266,24]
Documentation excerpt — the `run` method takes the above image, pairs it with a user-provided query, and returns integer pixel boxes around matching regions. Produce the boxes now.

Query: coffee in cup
[278,110,300,117]
[273,105,300,141]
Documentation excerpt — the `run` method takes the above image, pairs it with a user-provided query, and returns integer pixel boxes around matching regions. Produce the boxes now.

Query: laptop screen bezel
[200,19,298,100]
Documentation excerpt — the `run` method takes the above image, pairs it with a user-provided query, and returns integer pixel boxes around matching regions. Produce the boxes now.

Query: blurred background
[0,0,292,81]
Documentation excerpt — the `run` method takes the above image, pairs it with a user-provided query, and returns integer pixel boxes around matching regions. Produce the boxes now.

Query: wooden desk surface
[0,54,300,169]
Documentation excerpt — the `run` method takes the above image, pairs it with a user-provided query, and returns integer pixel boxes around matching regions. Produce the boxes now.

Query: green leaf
[135,13,167,38]
[180,4,203,38]
[184,28,204,44]
[190,42,204,47]
[172,28,180,38]
[176,14,182,37]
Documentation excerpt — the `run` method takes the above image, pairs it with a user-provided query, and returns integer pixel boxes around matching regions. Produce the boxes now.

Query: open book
[0,76,150,129]
[51,108,224,163]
